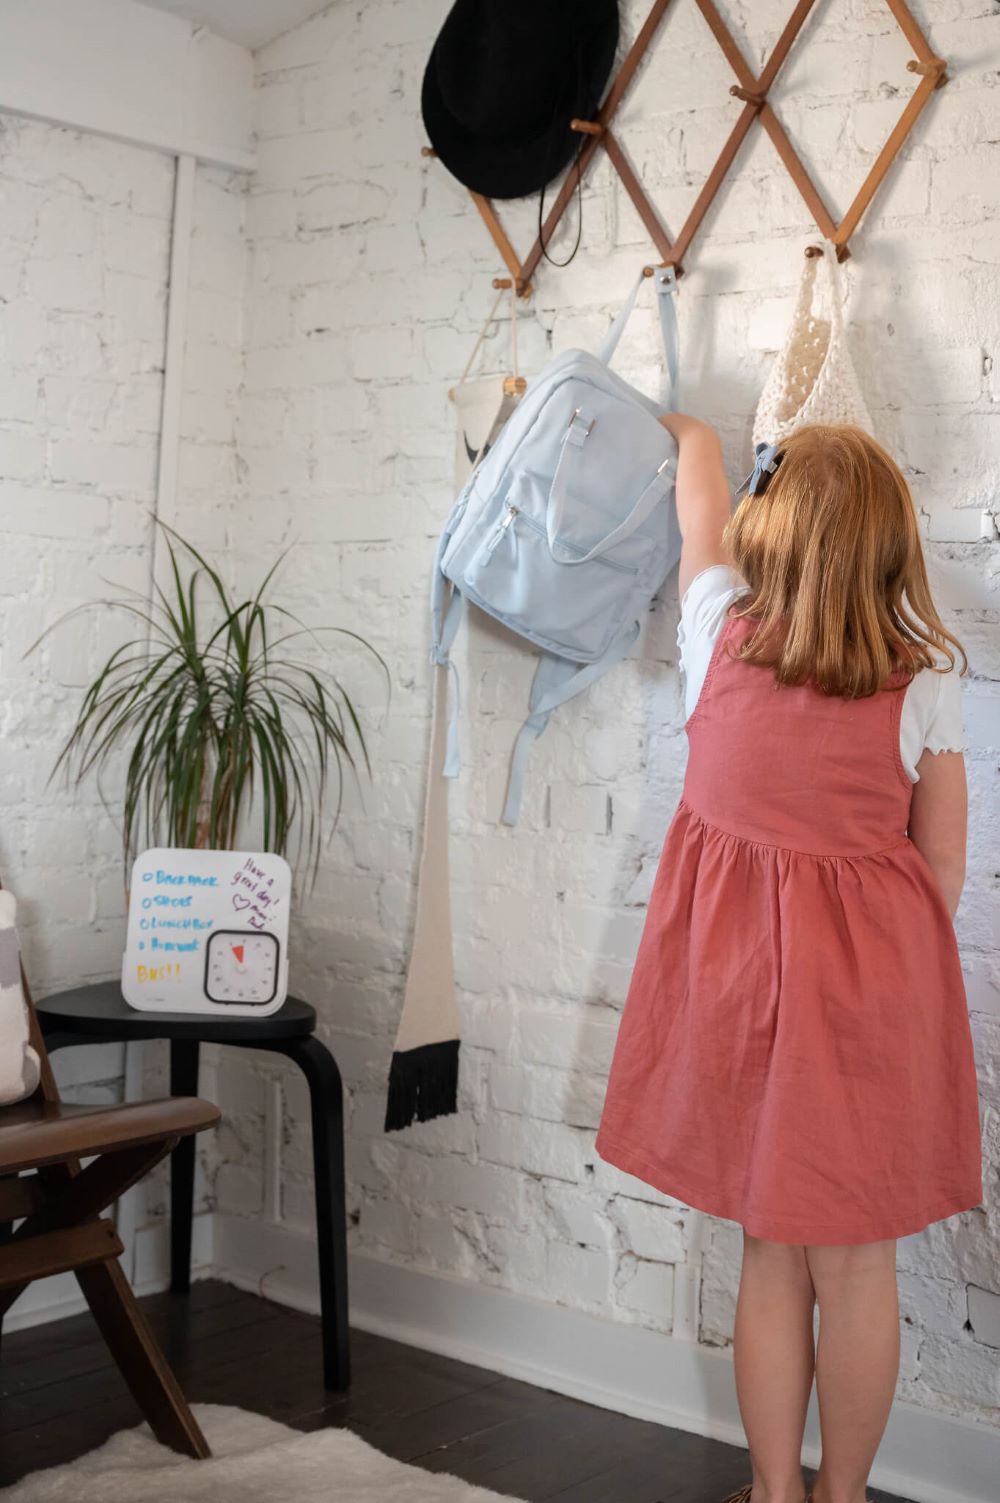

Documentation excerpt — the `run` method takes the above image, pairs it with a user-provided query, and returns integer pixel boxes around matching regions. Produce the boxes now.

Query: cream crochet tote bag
[753,243,873,446]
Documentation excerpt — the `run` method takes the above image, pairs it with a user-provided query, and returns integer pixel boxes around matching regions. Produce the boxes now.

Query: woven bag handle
[802,244,846,332]
[818,242,846,334]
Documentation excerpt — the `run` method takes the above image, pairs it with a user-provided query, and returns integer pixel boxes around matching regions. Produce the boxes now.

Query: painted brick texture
[0,112,247,1269]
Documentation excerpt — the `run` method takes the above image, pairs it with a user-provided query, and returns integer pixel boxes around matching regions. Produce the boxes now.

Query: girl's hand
[659,412,720,445]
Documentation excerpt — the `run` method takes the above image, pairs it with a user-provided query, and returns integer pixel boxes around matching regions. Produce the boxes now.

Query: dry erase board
[122,848,291,1017]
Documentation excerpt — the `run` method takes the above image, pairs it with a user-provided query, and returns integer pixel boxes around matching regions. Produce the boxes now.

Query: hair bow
[738,441,783,497]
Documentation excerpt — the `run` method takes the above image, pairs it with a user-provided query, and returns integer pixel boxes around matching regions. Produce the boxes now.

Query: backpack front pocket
[464,502,637,661]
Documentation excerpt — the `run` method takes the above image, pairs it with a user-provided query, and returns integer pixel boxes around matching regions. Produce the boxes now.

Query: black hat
[421,0,620,202]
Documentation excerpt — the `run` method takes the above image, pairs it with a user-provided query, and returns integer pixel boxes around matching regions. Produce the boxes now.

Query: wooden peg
[805,242,850,262]
[421,145,438,157]
[492,275,532,296]
[729,84,765,107]
[906,57,948,90]
[906,57,947,78]
[448,373,527,403]
[570,118,604,136]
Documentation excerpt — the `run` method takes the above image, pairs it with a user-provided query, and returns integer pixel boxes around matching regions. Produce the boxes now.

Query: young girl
[595,420,983,1503]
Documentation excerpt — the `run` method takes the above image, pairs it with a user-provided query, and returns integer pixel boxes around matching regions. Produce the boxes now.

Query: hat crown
[433,11,580,141]
[421,0,619,201]
[434,1,584,142]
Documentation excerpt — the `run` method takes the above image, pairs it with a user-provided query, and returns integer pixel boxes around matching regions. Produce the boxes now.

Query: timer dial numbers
[204,930,280,1005]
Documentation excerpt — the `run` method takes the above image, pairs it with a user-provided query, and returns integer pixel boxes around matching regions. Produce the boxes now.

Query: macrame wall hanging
[421,0,948,295]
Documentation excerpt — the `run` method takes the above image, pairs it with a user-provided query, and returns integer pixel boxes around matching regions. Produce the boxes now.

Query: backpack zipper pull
[486,503,519,553]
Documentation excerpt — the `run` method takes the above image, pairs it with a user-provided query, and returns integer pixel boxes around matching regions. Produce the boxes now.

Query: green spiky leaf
[32,523,387,889]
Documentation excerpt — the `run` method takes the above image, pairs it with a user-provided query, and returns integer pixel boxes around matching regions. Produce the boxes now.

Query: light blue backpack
[433,266,682,825]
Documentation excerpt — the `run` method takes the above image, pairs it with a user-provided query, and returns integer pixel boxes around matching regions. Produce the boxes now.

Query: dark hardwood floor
[0,1280,912,1501]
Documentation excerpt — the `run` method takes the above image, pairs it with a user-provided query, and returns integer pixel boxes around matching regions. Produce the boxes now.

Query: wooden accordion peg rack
[421,0,947,294]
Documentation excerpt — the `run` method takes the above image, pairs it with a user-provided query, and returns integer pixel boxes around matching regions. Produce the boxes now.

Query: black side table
[37,982,350,1391]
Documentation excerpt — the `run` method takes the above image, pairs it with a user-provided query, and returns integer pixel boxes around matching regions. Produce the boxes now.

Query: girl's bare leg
[805,1240,899,1503]
[733,1231,816,1503]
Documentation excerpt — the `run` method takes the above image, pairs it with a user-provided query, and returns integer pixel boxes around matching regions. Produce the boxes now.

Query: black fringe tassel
[384,1039,460,1132]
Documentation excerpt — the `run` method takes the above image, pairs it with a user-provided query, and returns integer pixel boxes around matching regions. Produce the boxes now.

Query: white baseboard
[3,1213,215,1334]
[213,1213,1000,1503]
[3,1271,94,1334]
[7,1209,999,1503]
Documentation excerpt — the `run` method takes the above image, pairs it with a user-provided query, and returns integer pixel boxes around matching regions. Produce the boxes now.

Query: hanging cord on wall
[537,143,585,268]
[537,34,586,268]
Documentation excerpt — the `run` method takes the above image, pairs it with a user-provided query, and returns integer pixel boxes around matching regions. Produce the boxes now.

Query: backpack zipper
[485,502,519,553]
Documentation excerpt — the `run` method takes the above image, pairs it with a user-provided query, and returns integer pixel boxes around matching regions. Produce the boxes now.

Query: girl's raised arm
[659,413,733,600]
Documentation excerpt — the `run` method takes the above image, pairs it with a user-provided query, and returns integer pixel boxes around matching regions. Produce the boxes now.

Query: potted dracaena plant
[35,524,386,881]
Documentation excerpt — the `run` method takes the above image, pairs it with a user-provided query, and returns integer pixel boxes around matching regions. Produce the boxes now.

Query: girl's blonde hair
[724,423,967,698]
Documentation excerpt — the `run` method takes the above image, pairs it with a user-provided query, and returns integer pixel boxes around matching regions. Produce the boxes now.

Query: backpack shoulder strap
[596,265,679,397]
[501,622,641,826]
[430,504,468,779]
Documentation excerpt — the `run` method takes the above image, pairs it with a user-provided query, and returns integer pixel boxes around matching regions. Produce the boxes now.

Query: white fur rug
[5,1404,528,1503]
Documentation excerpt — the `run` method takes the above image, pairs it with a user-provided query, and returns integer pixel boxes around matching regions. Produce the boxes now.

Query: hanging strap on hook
[450,278,525,403]
[596,264,679,403]
[450,285,506,400]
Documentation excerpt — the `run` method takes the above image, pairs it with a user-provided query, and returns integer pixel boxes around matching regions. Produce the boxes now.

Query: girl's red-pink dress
[595,608,983,1245]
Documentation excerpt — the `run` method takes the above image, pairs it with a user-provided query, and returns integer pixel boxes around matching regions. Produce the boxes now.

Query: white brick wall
[0,113,247,1238]
[0,114,171,1002]
[217,0,1000,1433]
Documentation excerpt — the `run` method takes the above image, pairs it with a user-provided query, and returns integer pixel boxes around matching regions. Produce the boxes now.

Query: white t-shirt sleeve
[900,661,966,781]
[676,564,751,722]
